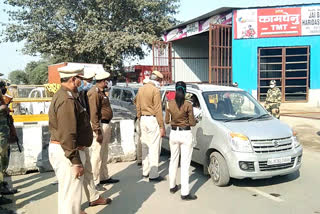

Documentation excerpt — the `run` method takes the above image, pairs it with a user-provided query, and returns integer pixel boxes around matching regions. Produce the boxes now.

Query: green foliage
[1,0,180,69]
[8,57,57,84]
[8,69,29,84]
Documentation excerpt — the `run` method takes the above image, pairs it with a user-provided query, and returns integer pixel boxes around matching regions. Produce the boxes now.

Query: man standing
[88,72,119,187]
[265,80,281,119]
[136,71,165,181]
[78,70,111,207]
[48,66,92,214]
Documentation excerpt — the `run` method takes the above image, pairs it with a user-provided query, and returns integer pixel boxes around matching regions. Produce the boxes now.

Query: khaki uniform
[165,100,196,196]
[48,86,93,214]
[136,82,164,178]
[0,93,9,185]
[87,86,113,185]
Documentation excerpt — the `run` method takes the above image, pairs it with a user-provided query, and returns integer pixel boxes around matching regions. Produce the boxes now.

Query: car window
[111,88,122,99]
[203,91,267,121]
[121,89,133,102]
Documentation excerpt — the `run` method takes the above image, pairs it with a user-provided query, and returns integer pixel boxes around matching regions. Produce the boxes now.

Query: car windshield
[203,91,270,122]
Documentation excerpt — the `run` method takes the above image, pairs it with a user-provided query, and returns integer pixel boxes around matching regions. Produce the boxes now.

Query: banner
[234,5,320,39]
[163,12,232,42]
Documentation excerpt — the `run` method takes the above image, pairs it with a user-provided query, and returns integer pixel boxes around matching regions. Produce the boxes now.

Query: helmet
[270,80,276,85]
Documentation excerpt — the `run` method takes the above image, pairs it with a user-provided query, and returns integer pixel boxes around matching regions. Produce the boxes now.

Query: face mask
[1,88,7,95]
[77,80,85,92]
[83,82,93,91]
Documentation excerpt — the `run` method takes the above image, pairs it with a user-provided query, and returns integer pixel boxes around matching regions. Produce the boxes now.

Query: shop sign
[163,12,232,42]
[234,5,320,39]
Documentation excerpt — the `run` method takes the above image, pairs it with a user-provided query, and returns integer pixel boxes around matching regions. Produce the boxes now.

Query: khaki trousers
[83,147,100,202]
[91,123,111,185]
[140,116,161,179]
[169,130,193,196]
[49,143,85,214]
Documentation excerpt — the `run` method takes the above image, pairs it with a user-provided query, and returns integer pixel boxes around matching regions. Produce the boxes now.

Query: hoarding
[163,12,232,42]
[234,6,320,39]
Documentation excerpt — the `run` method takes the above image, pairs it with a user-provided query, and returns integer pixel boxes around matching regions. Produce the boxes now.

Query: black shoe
[100,178,119,184]
[181,194,197,201]
[0,196,12,205]
[142,174,149,179]
[149,176,166,182]
[0,183,18,195]
[170,185,179,194]
[137,162,142,166]
[0,207,15,214]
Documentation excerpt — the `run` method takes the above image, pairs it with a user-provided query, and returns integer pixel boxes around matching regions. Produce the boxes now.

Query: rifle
[3,94,22,152]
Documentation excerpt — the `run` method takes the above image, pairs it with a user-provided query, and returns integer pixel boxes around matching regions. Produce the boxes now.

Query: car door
[110,87,122,107]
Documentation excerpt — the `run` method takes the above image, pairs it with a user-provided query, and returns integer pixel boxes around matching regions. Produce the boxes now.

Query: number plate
[267,156,291,165]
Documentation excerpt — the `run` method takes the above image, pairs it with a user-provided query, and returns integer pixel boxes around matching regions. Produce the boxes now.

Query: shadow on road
[231,170,300,187]
[95,162,156,214]
[5,172,56,211]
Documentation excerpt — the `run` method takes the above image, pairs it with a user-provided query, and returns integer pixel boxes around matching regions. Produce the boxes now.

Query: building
[153,3,320,106]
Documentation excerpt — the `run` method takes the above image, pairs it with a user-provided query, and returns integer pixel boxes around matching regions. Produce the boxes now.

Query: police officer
[48,66,93,214]
[135,71,165,181]
[78,70,111,207]
[165,81,197,201]
[88,72,119,186]
[265,80,281,119]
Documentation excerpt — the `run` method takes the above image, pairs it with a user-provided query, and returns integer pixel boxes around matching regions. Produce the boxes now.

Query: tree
[2,0,179,69]
[8,69,29,84]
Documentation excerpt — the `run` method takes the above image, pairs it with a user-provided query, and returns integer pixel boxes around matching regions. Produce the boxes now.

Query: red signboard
[257,8,302,38]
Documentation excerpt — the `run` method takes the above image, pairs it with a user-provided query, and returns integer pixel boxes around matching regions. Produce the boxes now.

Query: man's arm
[57,98,81,165]
[165,101,170,124]
[88,91,101,135]
[136,90,141,119]
[154,89,164,129]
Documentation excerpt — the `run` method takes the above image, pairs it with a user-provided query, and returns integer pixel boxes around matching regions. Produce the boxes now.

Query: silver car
[161,84,303,186]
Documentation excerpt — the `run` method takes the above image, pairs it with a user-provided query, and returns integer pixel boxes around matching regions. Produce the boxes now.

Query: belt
[171,126,191,131]
[142,115,155,117]
[50,140,85,150]
[101,119,110,124]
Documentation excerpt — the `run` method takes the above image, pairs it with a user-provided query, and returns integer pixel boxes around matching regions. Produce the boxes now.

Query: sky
[1,0,320,78]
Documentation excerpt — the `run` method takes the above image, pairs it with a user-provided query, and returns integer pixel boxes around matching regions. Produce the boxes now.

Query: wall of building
[232,36,320,105]
[172,34,209,82]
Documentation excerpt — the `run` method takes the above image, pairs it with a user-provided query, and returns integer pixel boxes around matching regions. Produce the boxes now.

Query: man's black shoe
[0,183,18,195]
[149,176,166,182]
[142,174,149,179]
[100,178,119,184]
[181,194,197,201]
[0,207,15,214]
[137,162,142,166]
[170,185,179,194]
[0,196,12,205]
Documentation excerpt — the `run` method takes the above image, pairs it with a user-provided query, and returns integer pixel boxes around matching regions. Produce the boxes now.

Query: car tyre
[208,152,230,186]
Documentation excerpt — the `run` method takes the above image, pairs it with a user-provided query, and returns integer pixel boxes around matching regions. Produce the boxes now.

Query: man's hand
[160,128,166,138]
[72,164,84,179]
[96,134,103,144]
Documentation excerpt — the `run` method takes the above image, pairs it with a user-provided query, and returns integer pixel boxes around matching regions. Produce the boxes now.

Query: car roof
[112,84,142,89]
[161,84,243,92]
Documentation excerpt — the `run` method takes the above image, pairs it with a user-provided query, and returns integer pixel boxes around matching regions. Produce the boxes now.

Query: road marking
[245,187,284,202]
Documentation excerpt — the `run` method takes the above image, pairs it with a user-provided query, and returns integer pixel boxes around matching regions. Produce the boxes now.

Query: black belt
[101,119,110,124]
[142,115,155,117]
[171,126,191,131]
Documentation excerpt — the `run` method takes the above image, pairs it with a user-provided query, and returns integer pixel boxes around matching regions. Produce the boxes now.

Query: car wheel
[208,152,230,186]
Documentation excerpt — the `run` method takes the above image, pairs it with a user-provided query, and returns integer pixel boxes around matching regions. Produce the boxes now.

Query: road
[3,148,320,214]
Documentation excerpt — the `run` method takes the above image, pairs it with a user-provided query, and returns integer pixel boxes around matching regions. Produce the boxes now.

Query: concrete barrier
[7,116,137,175]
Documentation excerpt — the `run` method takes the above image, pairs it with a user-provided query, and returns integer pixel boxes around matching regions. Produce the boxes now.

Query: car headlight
[292,131,301,148]
[230,133,253,153]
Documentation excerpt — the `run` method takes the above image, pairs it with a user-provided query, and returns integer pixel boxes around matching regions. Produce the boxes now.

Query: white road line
[245,187,284,202]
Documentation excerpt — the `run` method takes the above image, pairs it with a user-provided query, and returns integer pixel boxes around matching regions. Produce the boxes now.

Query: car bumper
[226,146,303,179]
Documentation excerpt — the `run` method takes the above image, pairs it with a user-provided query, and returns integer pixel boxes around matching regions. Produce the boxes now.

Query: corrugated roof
[165,3,320,32]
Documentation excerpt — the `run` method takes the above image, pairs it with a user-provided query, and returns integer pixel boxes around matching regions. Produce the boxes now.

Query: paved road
[3,148,320,214]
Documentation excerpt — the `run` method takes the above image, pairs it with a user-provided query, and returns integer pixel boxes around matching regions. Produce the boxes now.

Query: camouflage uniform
[0,94,9,185]
[265,87,281,119]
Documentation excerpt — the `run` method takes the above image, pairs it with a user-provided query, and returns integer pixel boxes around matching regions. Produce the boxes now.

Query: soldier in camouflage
[265,80,281,119]
[230,82,244,114]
